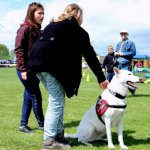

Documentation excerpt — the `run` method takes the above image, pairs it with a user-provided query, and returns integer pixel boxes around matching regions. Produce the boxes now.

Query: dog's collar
[108,89,126,99]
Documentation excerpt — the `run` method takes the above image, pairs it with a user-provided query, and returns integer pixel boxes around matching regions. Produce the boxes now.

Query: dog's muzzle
[126,81,137,89]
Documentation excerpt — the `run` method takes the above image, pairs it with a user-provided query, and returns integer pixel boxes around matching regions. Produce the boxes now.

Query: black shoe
[19,126,34,133]
[128,87,136,96]
[55,132,71,145]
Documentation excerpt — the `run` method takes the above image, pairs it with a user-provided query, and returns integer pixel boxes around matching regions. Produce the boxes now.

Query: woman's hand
[100,80,109,89]
[21,71,27,80]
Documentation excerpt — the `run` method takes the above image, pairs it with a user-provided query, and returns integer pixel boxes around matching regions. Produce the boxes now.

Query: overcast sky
[0,0,150,56]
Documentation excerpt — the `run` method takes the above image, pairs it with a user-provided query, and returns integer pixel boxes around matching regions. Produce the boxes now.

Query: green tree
[0,44,10,60]
[9,49,16,60]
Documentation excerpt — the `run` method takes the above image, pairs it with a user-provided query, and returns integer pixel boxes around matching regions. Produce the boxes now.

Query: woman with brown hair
[28,3,109,149]
[15,2,44,133]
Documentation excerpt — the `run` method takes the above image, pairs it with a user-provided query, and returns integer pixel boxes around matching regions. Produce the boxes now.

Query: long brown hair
[52,3,83,24]
[25,2,44,27]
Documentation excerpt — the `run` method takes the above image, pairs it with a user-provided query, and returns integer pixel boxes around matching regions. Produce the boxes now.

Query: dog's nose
[139,77,144,83]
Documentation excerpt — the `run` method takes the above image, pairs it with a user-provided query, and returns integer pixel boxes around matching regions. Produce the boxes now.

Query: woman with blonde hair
[28,3,108,149]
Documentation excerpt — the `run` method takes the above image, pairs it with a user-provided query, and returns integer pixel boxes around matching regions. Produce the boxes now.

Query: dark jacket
[102,52,117,73]
[27,17,106,98]
[15,22,41,71]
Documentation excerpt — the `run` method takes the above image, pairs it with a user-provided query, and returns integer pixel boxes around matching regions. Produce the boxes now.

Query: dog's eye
[128,73,131,75]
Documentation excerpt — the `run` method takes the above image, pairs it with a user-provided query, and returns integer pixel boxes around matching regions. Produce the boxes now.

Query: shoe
[42,138,71,150]
[39,126,44,130]
[19,126,34,133]
[128,87,136,96]
[55,131,71,145]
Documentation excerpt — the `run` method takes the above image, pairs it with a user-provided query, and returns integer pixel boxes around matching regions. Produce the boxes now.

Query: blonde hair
[52,3,83,24]
[107,45,114,50]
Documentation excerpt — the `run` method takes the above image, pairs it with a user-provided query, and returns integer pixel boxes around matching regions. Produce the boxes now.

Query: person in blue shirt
[115,29,136,95]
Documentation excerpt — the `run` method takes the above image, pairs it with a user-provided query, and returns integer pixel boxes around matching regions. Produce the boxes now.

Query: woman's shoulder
[17,22,31,34]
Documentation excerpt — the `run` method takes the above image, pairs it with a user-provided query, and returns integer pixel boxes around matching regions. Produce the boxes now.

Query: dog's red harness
[96,98,109,124]
[96,96,127,125]
[96,99,108,116]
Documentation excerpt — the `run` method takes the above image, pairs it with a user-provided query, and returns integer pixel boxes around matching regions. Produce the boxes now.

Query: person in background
[136,61,142,68]
[102,45,117,82]
[115,29,136,95]
[15,2,45,133]
[27,3,109,149]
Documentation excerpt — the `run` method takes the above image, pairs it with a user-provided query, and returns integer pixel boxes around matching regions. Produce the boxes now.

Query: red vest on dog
[96,98,108,124]
[95,96,127,124]
[96,99,108,116]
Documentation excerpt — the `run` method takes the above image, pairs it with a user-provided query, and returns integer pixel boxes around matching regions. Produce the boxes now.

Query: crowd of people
[14,2,136,150]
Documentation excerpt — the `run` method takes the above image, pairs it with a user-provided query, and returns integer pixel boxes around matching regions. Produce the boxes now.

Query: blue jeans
[118,62,132,71]
[37,72,65,140]
[17,70,44,127]
[107,72,114,82]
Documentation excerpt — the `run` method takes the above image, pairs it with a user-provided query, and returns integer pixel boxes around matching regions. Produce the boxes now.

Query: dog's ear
[113,67,120,75]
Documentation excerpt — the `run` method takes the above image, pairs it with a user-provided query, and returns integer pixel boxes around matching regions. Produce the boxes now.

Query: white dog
[65,67,142,149]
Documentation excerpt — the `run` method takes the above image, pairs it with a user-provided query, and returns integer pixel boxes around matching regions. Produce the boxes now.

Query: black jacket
[102,52,117,73]
[27,17,105,98]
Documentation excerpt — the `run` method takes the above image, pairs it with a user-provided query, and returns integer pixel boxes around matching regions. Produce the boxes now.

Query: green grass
[0,68,150,150]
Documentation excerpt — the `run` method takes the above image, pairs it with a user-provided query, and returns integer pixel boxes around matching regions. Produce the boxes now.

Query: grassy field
[0,68,150,150]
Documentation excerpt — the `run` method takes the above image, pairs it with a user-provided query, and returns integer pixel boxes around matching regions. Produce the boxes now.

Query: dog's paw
[108,144,115,149]
[120,144,128,149]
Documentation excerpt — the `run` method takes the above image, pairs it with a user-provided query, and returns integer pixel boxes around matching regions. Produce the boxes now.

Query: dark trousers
[107,72,115,82]
[17,70,44,127]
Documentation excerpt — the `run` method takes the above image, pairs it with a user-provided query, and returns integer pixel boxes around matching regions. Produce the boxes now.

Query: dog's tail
[65,133,78,139]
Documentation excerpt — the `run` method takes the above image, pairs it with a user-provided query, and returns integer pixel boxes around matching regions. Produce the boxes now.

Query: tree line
[0,44,15,60]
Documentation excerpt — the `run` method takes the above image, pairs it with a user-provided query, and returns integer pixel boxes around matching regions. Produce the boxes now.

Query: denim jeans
[107,72,114,82]
[37,72,65,140]
[118,62,131,71]
[17,70,44,127]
